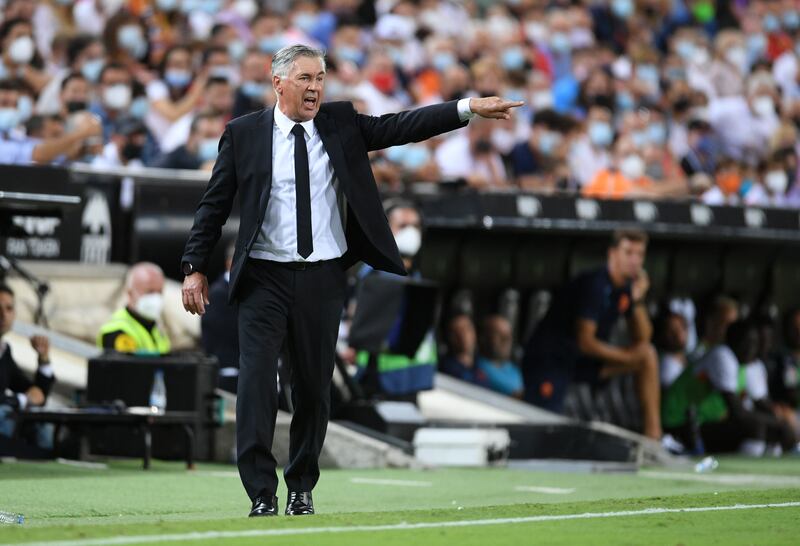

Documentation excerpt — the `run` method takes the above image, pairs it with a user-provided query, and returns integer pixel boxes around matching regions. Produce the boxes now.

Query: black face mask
[122,141,144,160]
[66,101,87,113]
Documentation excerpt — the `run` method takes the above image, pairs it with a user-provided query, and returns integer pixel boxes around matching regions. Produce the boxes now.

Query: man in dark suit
[180,44,522,517]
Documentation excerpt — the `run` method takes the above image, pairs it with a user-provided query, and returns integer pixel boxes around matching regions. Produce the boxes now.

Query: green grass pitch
[0,456,798,545]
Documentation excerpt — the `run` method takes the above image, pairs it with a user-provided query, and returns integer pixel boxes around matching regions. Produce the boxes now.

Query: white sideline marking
[350,478,433,487]
[640,471,800,486]
[4,501,799,546]
[514,486,575,494]
[55,459,108,471]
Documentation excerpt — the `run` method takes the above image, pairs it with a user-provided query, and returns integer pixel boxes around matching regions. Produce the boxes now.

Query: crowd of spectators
[0,1,798,206]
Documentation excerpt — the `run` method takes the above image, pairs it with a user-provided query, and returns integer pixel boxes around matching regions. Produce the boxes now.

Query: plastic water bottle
[694,456,719,473]
[0,511,24,525]
[149,369,167,414]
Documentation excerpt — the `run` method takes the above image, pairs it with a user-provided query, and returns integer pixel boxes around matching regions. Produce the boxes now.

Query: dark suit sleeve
[354,100,469,152]
[180,125,238,274]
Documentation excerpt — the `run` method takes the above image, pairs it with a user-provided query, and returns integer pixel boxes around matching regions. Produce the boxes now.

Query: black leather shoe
[249,494,278,517]
[285,491,314,515]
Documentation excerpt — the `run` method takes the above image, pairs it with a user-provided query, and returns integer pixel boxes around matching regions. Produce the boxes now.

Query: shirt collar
[274,104,315,139]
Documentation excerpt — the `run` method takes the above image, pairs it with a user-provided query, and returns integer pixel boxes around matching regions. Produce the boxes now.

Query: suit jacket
[181,100,468,303]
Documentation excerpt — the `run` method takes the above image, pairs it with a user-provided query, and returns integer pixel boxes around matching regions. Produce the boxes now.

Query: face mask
[620,154,645,179]
[394,225,422,257]
[0,108,19,132]
[335,45,364,66]
[129,96,149,118]
[692,47,710,65]
[103,84,132,110]
[8,36,34,64]
[292,12,317,34]
[636,64,659,85]
[725,47,748,73]
[241,80,267,99]
[589,120,613,147]
[17,95,32,122]
[232,0,257,21]
[647,122,666,144]
[118,25,147,59]
[371,72,396,94]
[531,91,553,109]
[81,58,105,83]
[747,34,767,59]
[156,0,179,11]
[431,51,456,72]
[227,40,247,62]
[753,95,775,117]
[763,13,780,33]
[500,47,526,71]
[717,172,741,194]
[208,65,237,83]
[122,141,144,161]
[631,130,648,149]
[197,137,219,161]
[524,22,548,44]
[66,100,88,113]
[611,0,634,19]
[259,35,285,54]
[783,11,800,30]
[538,131,562,155]
[550,32,571,54]
[615,91,635,112]
[134,292,164,321]
[165,69,192,88]
[765,170,788,194]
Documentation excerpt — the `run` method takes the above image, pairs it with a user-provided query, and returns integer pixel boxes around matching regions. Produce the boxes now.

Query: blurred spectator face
[471,58,503,97]
[252,13,286,54]
[4,0,36,20]
[273,54,325,122]
[188,114,224,159]
[205,80,233,116]
[731,324,760,364]
[239,50,270,101]
[99,66,133,113]
[61,75,91,114]
[388,205,422,261]
[0,289,15,336]
[364,52,398,96]
[2,20,35,66]
[607,235,646,282]
[75,40,106,84]
[447,315,477,356]
[116,21,148,61]
[587,105,614,148]
[439,65,470,102]
[715,160,742,196]
[126,264,165,321]
[206,48,237,84]
[480,315,513,363]
[705,299,739,344]
[661,313,689,353]
[764,156,790,196]
[613,135,647,180]
[331,24,364,67]
[163,47,194,90]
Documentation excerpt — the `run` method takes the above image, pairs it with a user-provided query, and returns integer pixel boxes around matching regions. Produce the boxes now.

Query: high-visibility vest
[97,308,171,355]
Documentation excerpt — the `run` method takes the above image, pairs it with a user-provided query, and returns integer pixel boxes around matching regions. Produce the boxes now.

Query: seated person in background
[0,284,55,449]
[476,314,523,398]
[201,243,239,394]
[97,262,170,355]
[522,229,662,440]
[439,313,487,386]
[769,307,800,436]
[655,310,689,388]
[663,320,794,455]
[581,135,654,199]
[151,112,224,171]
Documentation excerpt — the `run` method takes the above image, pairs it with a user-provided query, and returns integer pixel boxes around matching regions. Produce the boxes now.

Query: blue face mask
[228,40,247,62]
[17,95,32,122]
[129,96,149,119]
[615,91,635,112]
[611,0,634,19]
[675,40,695,60]
[500,47,526,71]
[117,26,147,60]
[0,108,19,132]
[636,64,659,85]
[336,46,364,66]
[537,131,561,155]
[81,58,105,83]
[241,80,267,99]
[588,120,613,147]
[763,13,780,33]
[259,35,285,54]
[783,11,800,29]
[647,123,666,144]
[550,32,571,54]
[165,69,192,88]
[747,33,767,60]
[431,51,456,72]
[197,138,219,162]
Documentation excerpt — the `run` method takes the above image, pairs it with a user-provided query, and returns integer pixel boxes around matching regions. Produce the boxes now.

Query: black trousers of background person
[236,257,346,501]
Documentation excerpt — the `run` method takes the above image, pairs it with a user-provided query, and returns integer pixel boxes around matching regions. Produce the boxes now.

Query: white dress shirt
[250,99,475,262]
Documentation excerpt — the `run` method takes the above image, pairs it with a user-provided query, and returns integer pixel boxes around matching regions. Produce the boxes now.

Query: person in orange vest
[582,135,653,199]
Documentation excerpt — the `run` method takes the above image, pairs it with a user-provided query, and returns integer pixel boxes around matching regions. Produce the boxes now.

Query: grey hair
[271,44,326,79]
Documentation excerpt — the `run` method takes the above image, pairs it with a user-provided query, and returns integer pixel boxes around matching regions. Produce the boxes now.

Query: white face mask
[753,95,775,117]
[103,84,132,110]
[620,154,646,180]
[8,36,34,64]
[134,292,164,321]
[394,226,422,257]
[765,170,788,195]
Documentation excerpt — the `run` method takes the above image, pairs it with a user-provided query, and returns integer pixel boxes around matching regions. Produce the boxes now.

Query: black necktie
[291,123,313,259]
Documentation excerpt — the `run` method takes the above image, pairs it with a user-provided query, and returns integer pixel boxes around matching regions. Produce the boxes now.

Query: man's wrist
[457,98,476,121]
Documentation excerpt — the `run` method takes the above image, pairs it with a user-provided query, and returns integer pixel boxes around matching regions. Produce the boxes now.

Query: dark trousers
[236,257,346,500]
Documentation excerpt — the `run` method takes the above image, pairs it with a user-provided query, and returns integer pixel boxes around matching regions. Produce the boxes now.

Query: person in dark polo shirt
[522,229,662,440]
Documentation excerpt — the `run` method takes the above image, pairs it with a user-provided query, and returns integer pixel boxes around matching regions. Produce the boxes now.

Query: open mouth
[304,96,317,108]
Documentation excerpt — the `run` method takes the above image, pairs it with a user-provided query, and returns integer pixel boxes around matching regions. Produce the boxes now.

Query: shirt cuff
[457,98,475,122]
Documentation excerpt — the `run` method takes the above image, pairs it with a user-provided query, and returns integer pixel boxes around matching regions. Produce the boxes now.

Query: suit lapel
[254,107,274,223]
[314,109,353,196]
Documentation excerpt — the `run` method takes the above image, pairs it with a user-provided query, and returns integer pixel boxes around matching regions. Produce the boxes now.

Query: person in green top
[97,262,171,355]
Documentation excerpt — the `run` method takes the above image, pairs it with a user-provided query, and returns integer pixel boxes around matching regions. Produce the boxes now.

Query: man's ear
[272,75,282,96]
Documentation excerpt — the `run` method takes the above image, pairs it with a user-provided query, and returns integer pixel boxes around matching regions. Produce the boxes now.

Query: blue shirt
[476,356,524,396]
